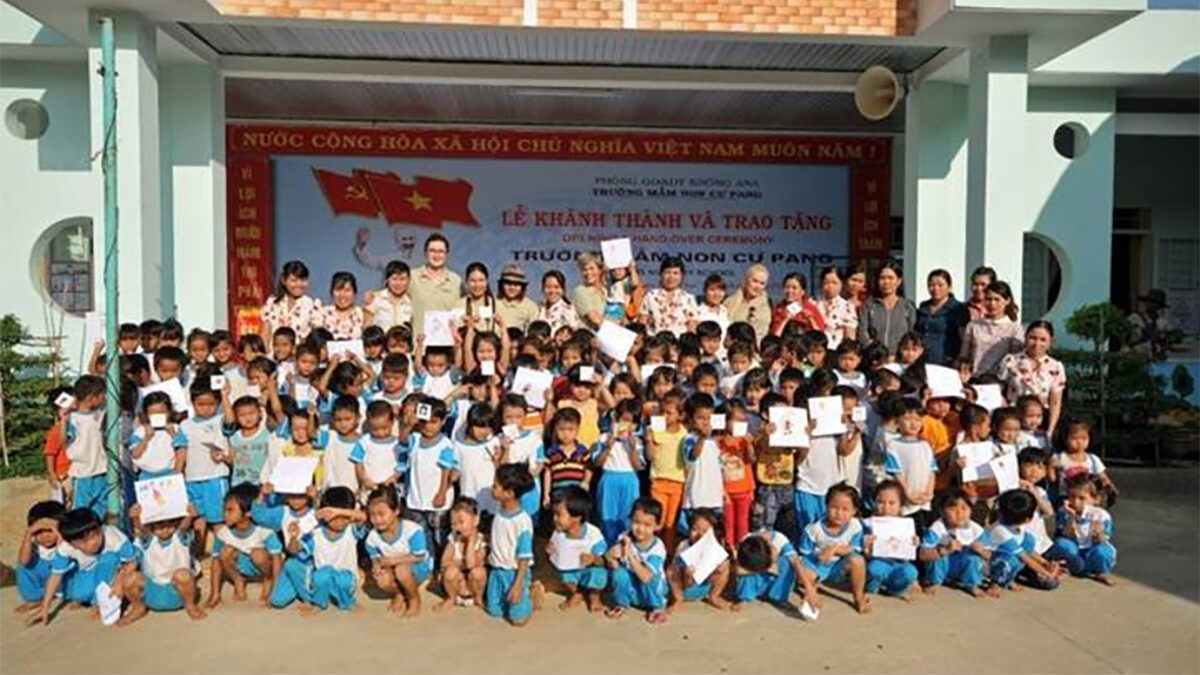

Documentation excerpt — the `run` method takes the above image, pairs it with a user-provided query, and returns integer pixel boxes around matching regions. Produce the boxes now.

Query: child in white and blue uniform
[667,508,731,612]
[499,394,545,520]
[321,395,363,494]
[180,382,232,549]
[733,528,801,607]
[350,401,405,500]
[1047,475,1117,585]
[453,403,504,518]
[980,489,1064,593]
[16,501,65,607]
[266,491,320,609]
[863,480,918,599]
[548,486,609,611]
[797,484,870,615]
[128,392,186,479]
[365,487,432,616]
[61,375,109,519]
[405,396,457,561]
[279,487,368,612]
[133,505,205,619]
[486,464,539,625]
[209,485,283,607]
[919,489,986,595]
[592,399,644,544]
[34,508,138,627]
[605,497,669,624]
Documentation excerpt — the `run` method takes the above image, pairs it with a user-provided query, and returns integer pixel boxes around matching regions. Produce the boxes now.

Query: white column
[965,35,1029,296]
[161,62,227,328]
[88,12,162,322]
[903,81,970,293]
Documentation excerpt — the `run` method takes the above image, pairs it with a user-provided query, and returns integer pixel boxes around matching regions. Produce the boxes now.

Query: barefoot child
[797,483,870,616]
[547,486,608,612]
[593,399,644,545]
[366,487,431,616]
[1047,475,1117,585]
[15,501,65,611]
[264,488,319,609]
[290,487,368,612]
[919,489,987,596]
[981,489,1064,594]
[732,528,803,610]
[180,379,234,556]
[130,503,206,620]
[31,508,140,627]
[667,507,731,614]
[438,497,488,611]
[208,485,282,609]
[486,463,541,626]
[605,498,669,624]
[863,480,919,600]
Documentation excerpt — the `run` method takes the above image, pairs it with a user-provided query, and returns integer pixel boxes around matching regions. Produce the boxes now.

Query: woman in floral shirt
[316,271,372,340]
[260,259,324,342]
[537,270,579,335]
[998,320,1066,437]
[364,260,413,330]
[769,272,824,337]
[641,256,698,337]
[815,266,857,349]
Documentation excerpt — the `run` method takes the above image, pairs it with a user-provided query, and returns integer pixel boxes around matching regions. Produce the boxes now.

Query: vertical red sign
[226,155,273,340]
[849,164,892,262]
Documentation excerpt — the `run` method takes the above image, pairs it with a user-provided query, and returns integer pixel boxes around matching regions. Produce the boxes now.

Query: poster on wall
[227,126,889,333]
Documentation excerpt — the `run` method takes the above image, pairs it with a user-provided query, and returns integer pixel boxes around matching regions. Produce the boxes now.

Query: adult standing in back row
[408,234,462,337]
[724,264,771,342]
[857,260,915,354]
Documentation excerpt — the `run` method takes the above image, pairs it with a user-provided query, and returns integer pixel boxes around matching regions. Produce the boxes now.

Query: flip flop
[605,606,626,620]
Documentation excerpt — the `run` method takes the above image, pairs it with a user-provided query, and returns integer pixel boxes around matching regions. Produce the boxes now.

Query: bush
[0,315,63,478]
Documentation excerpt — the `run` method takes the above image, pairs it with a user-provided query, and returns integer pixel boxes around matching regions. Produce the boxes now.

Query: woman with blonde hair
[723,264,771,342]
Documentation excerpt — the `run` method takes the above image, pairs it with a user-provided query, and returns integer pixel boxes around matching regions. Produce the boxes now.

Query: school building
[1,0,1197,370]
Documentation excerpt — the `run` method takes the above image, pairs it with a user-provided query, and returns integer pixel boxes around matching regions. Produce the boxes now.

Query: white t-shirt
[321,431,361,492]
[884,437,938,515]
[795,435,842,496]
[594,432,642,474]
[488,507,534,570]
[350,434,400,488]
[405,435,456,512]
[682,434,724,509]
[136,531,198,585]
[454,437,501,514]
[179,414,230,481]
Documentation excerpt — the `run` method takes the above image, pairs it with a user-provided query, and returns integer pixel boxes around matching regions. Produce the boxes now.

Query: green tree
[0,314,62,477]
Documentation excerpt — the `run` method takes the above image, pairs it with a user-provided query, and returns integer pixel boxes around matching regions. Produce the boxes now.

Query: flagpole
[99,15,122,523]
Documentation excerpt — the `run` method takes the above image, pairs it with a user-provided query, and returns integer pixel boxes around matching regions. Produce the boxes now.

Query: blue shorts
[236,551,265,578]
[485,567,533,623]
[410,560,432,586]
[794,490,826,539]
[682,581,712,602]
[61,553,123,605]
[558,565,607,591]
[187,478,229,524]
[803,555,853,584]
[73,474,109,520]
[145,579,185,611]
[17,557,53,603]
[735,559,798,605]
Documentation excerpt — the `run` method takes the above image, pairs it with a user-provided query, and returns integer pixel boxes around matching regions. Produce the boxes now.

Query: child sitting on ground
[863,480,919,601]
[365,486,431,617]
[438,497,488,611]
[129,503,205,620]
[15,501,65,611]
[797,483,870,616]
[547,486,609,612]
[605,497,669,624]
[1047,475,1117,586]
[31,507,140,627]
[919,489,986,597]
[666,507,731,614]
[981,489,1064,595]
[208,484,282,609]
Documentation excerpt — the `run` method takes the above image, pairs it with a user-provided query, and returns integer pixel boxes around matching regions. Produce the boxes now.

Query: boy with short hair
[981,489,1064,595]
[547,486,608,612]
[32,507,140,627]
[16,501,66,610]
[605,497,669,624]
[883,398,938,519]
[486,463,541,626]
[404,396,457,561]
[58,375,108,519]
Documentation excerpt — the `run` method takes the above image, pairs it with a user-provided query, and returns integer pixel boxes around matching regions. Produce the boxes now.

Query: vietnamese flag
[415,176,479,226]
[358,170,442,228]
[312,169,379,218]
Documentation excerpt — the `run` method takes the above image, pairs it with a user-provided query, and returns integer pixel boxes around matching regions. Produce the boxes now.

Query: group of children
[20,263,1120,629]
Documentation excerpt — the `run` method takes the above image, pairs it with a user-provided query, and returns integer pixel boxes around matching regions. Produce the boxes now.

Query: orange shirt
[718,436,755,495]
[922,412,960,491]
[44,425,70,479]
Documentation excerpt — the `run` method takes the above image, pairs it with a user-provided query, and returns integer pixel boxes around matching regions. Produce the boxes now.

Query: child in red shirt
[44,386,73,503]
[719,401,756,549]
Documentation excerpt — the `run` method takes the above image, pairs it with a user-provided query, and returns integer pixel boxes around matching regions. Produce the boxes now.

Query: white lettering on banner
[274,156,851,296]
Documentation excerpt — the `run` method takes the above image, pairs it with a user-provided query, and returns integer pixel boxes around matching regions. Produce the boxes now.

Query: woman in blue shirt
[915,269,970,365]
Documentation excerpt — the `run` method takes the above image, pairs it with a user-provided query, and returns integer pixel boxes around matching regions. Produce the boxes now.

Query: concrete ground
[1,466,1197,674]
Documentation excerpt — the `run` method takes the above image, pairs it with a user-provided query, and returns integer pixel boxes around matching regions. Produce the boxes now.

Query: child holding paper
[15,501,65,610]
[453,403,505,518]
[207,485,283,609]
[667,508,731,614]
[1053,419,1118,507]
[646,393,688,552]
[438,497,488,611]
[554,365,608,449]
[605,498,669,624]
[1047,475,1117,585]
[180,379,234,555]
[129,502,205,620]
[404,396,457,562]
[499,394,546,519]
[30,508,140,627]
[718,400,755,549]
[411,346,459,401]
[128,392,186,479]
[797,484,870,615]
[263,408,327,497]
[365,486,432,616]
[486,463,542,626]
[57,375,108,519]
[288,487,369,613]
[547,486,609,612]
[593,399,645,544]
[862,480,919,600]
[751,393,797,535]
[884,398,938,520]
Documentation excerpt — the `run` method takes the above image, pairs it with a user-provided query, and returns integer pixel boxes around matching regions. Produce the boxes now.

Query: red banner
[226,155,273,340]
[227,124,890,166]
[849,164,892,261]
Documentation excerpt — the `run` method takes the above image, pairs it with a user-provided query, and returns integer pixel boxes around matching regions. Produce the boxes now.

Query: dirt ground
[1,466,1198,675]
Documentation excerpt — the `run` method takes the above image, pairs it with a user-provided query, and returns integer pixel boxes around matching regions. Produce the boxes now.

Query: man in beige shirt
[408,233,462,337]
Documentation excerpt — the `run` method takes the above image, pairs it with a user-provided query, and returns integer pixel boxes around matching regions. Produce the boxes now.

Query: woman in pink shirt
[960,280,1024,376]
